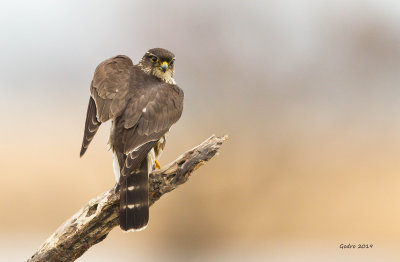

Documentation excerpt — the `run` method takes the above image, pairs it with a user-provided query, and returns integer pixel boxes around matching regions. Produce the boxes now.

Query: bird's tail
[119,159,149,231]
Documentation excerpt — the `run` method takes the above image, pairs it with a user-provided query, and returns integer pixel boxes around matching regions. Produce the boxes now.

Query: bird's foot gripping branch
[28,135,228,262]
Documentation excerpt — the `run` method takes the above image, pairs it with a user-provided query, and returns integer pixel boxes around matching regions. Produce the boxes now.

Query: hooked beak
[160,62,168,72]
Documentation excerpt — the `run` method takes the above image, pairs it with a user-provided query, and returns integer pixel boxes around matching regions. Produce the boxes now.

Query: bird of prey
[79,48,184,231]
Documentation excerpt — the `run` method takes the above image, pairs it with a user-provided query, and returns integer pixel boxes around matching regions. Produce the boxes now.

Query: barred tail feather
[119,159,149,231]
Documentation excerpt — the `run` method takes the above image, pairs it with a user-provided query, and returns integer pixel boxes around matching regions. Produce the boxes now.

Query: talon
[155,159,161,169]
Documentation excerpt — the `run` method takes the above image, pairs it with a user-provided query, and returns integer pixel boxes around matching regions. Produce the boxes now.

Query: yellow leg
[155,159,161,169]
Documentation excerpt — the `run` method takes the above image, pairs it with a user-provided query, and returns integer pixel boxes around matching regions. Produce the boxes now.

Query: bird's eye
[151,56,158,62]
[170,60,175,65]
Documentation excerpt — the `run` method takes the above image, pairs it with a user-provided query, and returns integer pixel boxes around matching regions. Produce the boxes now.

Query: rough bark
[28,135,228,262]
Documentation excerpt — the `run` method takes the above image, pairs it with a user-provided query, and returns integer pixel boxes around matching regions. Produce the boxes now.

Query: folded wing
[112,83,184,171]
[79,55,133,157]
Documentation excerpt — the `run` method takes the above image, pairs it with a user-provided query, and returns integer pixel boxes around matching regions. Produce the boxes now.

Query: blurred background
[1,0,400,261]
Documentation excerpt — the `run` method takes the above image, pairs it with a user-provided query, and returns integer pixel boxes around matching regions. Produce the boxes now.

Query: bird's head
[139,48,176,84]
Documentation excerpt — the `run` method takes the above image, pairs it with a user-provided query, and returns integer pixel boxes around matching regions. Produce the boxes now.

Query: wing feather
[112,82,184,155]
[91,55,133,122]
[79,55,133,156]
[80,97,101,157]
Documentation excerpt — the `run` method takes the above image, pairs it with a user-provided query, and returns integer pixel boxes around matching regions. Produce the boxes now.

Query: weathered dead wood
[28,135,228,262]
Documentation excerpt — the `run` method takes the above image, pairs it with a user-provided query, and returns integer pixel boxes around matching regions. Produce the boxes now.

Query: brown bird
[80,48,184,231]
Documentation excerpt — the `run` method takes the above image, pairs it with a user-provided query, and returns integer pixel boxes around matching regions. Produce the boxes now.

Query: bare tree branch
[28,135,228,262]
